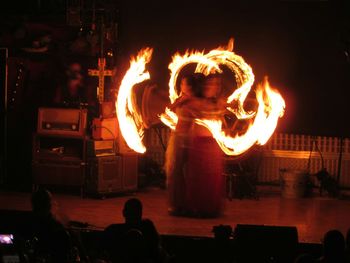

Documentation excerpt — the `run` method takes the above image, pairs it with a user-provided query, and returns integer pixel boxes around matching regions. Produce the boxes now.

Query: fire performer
[185,74,226,217]
[165,73,204,216]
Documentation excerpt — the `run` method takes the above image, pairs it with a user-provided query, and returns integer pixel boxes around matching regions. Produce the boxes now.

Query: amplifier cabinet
[85,155,123,194]
[32,133,87,188]
[92,117,118,140]
[122,154,138,191]
[87,139,116,157]
[37,107,88,138]
[85,154,138,195]
[32,158,85,186]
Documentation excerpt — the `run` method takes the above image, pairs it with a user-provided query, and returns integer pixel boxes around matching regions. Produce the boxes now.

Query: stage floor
[1,187,350,243]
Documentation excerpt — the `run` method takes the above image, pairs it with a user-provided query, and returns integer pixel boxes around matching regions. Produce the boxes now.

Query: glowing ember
[160,39,286,156]
[116,48,153,153]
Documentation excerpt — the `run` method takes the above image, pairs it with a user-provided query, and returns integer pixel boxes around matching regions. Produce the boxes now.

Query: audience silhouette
[4,189,350,263]
[317,229,346,263]
[346,228,350,263]
[29,188,72,263]
[103,198,169,263]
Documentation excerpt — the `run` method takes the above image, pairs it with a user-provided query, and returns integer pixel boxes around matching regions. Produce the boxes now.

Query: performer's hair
[178,73,205,98]
[190,73,205,97]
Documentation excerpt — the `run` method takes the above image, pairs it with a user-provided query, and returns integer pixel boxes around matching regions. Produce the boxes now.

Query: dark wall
[1,0,350,138]
[115,0,350,137]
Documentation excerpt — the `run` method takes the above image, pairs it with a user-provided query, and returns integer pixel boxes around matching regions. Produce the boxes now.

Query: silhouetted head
[123,198,143,223]
[323,229,345,258]
[31,188,52,215]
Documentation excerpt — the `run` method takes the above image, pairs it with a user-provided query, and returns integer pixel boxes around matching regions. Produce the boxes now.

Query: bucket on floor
[280,169,308,198]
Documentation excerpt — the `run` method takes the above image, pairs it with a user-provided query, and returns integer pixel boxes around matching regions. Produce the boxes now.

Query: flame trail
[195,77,285,155]
[117,39,286,156]
[160,39,286,156]
[116,48,153,153]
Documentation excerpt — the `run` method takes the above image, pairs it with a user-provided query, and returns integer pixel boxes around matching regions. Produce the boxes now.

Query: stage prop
[32,107,138,196]
[87,139,115,157]
[279,169,308,198]
[145,129,350,197]
[3,55,36,187]
[92,117,118,140]
[37,107,88,138]
[31,8,139,195]
[88,58,113,104]
[85,10,138,195]
[32,108,88,191]
[224,155,259,200]
[85,154,138,196]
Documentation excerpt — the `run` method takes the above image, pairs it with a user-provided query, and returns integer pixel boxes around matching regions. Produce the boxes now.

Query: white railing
[144,129,350,188]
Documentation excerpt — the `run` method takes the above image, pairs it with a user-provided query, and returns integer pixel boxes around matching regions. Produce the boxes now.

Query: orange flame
[116,48,153,153]
[160,39,286,156]
[195,77,285,155]
[117,39,285,156]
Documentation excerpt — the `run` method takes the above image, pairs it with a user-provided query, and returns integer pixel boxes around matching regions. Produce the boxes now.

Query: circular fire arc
[117,39,285,156]
[161,39,285,156]
[116,47,153,153]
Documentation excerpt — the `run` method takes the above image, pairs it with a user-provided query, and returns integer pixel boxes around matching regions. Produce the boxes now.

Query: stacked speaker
[85,100,138,196]
[32,108,89,190]
[32,105,138,196]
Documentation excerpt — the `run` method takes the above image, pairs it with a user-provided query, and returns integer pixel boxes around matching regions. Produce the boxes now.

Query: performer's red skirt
[186,136,225,217]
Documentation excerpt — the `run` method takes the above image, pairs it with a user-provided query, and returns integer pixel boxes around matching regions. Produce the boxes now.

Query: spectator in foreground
[30,188,72,263]
[317,229,346,263]
[104,198,169,263]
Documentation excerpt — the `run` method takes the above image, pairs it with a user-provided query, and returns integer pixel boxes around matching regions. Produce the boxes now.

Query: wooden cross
[88,57,113,103]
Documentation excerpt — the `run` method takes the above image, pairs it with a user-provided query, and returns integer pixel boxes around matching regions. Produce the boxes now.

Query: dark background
[1,0,350,138]
[0,0,349,189]
[116,0,350,137]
